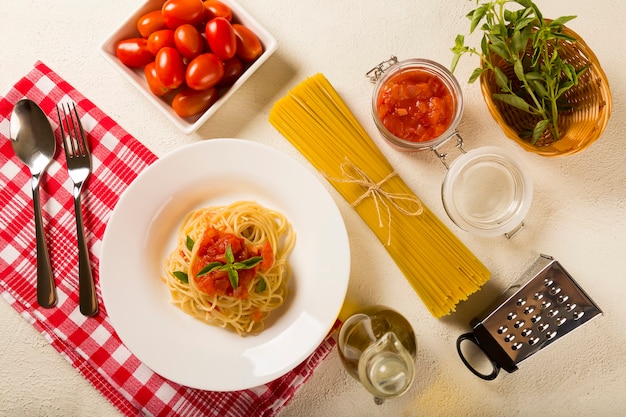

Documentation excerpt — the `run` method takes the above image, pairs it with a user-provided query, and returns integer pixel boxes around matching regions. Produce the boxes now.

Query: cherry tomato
[174,24,205,60]
[144,62,170,96]
[232,24,262,62]
[186,53,224,90]
[116,38,154,68]
[205,17,236,60]
[162,0,206,29]
[172,86,219,117]
[203,0,232,21]
[218,57,244,86]
[147,29,176,55]
[155,47,186,89]
[137,10,167,38]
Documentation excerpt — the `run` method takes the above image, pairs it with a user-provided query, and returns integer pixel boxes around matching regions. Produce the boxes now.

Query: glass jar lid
[441,146,532,237]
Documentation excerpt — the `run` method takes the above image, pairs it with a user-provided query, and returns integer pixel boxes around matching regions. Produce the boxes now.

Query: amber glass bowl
[479,22,612,157]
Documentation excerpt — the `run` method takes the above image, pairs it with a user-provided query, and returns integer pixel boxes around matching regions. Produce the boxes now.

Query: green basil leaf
[256,278,267,293]
[173,271,189,284]
[470,4,489,33]
[503,9,517,24]
[225,244,235,264]
[531,46,541,67]
[556,81,574,99]
[232,259,263,271]
[185,236,194,252]
[532,119,551,144]
[576,66,589,80]
[530,2,543,22]
[228,269,239,289]
[454,34,465,49]
[524,71,543,81]
[479,35,488,57]
[511,30,526,56]
[549,15,577,28]
[197,262,224,277]
[450,53,461,74]
[488,43,509,61]
[561,63,574,82]
[468,68,484,84]
[493,67,510,90]
[493,93,531,112]
[529,79,549,99]
[553,32,577,43]
[513,59,526,82]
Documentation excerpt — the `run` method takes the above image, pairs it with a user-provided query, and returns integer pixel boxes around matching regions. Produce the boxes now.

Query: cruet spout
[358,331,415,403]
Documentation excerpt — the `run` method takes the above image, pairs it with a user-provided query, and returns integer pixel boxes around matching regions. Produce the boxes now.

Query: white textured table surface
[2,1,626,416]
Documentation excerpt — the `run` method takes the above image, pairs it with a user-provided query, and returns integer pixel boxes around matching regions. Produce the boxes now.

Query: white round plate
[99,139,350,391]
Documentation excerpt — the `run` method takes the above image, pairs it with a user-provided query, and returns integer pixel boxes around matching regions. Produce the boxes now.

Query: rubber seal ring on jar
[368,56,464,152]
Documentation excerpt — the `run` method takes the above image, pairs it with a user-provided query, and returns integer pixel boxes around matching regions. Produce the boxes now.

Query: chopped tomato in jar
[376,69,455,143]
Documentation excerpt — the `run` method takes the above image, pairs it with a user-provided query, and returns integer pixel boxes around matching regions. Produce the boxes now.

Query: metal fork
[57,103,98,317]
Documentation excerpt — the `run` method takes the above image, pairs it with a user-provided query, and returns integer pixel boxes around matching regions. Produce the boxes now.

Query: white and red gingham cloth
[0,61,337,417]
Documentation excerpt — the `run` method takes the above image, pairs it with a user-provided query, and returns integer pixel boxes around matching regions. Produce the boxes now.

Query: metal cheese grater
[456,254,602,380]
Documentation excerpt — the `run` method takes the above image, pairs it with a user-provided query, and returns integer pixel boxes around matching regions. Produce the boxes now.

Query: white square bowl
[100,0,278,134]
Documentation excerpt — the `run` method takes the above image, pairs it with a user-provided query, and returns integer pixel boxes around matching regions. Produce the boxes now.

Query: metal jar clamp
[367,56,532,238]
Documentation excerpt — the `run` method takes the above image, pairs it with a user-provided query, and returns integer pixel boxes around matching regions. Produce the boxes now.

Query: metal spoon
[10,99,57,308]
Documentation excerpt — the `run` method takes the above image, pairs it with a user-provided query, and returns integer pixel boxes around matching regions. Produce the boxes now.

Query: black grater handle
[456,333,501,380]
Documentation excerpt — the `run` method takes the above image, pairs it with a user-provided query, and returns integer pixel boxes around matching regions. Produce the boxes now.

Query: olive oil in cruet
[337,305,417,404]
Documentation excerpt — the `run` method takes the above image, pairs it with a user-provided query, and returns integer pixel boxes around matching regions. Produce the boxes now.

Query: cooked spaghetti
[269,73,491,318]
[163,201,295,335]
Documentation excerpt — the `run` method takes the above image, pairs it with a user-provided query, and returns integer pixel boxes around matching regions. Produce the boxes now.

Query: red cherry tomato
[172,87,219,117]
[232,24,262,62]
[203,0,232,21]
[162,0,206,29]
[218,57,244,86]
[205,17,236,60]
[174,24,205,60]
[155,47,186,89]
[116,38,154,68]
[186,53,224,90]
[137,10,167,38]
[144,62,170,97]
[147,29,176,55]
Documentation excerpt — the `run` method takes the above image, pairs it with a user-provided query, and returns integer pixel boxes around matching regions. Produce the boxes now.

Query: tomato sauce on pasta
[163,201,295,336]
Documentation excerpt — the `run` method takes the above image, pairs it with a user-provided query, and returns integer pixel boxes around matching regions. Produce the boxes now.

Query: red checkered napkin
[0,61,337,417]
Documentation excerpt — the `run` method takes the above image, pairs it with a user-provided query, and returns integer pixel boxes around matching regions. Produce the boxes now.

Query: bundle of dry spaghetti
[269,73,490,317]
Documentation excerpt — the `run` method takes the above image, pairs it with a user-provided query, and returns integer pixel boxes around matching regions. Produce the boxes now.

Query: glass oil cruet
[337,305,417,404]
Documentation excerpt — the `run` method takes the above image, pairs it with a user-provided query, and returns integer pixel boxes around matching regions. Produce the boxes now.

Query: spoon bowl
[10,99,57,308]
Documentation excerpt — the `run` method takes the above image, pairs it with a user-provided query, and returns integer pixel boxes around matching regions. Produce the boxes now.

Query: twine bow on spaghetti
[327,161,424,245]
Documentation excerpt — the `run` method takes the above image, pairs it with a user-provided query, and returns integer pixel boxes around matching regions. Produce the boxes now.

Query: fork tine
[66,103,81,156]
[56,104,72,159]
[71,104,88,156]
[57,102,89,158]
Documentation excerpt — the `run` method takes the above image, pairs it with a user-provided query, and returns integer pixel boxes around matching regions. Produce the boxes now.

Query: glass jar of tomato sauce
[368,57,533,238]
[369,57,464,152]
